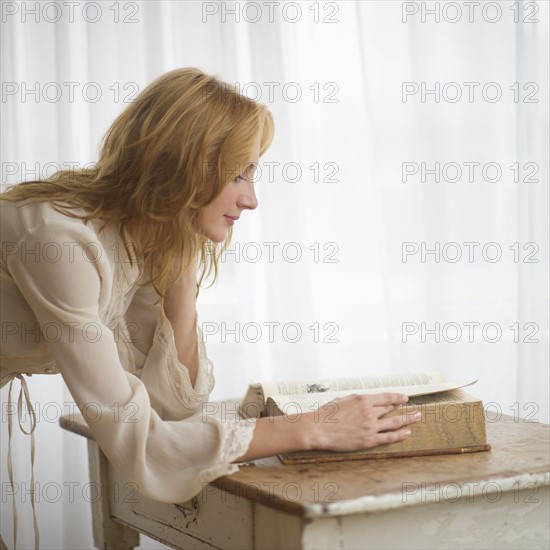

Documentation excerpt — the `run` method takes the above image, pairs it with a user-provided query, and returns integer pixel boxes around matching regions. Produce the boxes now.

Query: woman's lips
[224,215,237,226]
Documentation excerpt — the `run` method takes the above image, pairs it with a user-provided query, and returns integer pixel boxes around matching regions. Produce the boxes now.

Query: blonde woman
[0,68,420,548]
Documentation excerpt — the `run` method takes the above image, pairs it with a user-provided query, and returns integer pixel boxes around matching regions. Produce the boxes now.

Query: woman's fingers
[331,392,410,418]
[311,392,422,452]
[373,426,415,446]
[372,403,402,418]
[330,392,408,407]
[332,392,409,407]
[368,392,409,406]
[378,410,422,432]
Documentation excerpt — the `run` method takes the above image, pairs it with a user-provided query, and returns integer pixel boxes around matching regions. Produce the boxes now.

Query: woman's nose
[238,184,258,210]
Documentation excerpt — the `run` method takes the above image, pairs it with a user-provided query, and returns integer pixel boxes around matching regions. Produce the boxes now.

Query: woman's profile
[0,67,420,548]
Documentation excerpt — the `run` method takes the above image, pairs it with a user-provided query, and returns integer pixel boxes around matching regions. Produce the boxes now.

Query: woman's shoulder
[0,197,141,282]
[1,198,98,243]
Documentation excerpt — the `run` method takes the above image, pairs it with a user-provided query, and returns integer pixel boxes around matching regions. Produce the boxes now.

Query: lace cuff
[218,416,258,463]
[199,417,258,483]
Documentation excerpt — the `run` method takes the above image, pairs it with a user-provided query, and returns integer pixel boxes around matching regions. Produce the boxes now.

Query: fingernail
[413,412,422,418]
[404,430,412,436]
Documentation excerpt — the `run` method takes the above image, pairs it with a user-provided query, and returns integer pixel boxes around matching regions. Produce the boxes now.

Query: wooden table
[60,411,550,550]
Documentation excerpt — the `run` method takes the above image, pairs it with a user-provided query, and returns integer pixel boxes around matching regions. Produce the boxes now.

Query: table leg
[87,440,140,550]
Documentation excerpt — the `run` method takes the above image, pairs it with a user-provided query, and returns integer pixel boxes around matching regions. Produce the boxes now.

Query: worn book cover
[276,389,490,464]
[239,371,490,464]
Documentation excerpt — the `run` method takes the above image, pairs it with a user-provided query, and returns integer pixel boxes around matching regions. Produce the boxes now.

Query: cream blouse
[0,198,257,504]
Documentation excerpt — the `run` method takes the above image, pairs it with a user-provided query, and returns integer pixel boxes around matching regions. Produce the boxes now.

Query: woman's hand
[235,392,420,463]
[305,392,420,452]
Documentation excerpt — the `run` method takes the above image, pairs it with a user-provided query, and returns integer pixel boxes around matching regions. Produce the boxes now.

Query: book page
[261,371,444,398]
[269,379,478,413]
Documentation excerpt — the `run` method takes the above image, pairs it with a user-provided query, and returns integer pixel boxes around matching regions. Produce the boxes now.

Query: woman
[0,67,420,548]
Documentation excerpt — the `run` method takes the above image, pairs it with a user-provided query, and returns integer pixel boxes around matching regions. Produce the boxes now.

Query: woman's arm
[4,222,253,503]
[162,261,200,387]
[162,263,421,462]
[235,393,420,462]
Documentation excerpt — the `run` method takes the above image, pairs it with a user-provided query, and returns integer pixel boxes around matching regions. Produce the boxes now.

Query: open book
[240,371,490,464]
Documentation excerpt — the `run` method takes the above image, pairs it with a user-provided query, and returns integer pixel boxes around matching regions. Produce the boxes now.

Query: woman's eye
[234,174,245,183]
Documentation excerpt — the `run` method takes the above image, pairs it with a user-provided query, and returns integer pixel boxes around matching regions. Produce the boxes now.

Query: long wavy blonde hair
[1,67,274,296]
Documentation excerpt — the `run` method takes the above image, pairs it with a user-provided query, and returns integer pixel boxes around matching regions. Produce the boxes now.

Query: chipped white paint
[322,486,550,550]
[299,471,550,518]
[107,459,254,550]
[96,470,549,550]
[63,414,549,549]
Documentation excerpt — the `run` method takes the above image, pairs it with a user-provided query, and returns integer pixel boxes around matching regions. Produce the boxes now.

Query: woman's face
[197,136,260,243]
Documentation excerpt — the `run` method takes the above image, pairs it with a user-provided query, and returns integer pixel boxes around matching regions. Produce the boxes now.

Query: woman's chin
[200,228,227,244]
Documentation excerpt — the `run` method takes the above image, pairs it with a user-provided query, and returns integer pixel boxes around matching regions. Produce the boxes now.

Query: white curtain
[1,1,548,548]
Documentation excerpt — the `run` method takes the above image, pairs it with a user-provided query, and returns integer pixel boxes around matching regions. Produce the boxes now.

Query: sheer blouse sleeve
[5,220,257,503]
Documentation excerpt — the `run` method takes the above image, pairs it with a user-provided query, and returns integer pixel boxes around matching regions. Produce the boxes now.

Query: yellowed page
[270,379,478,413]
[258,371,443,397]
